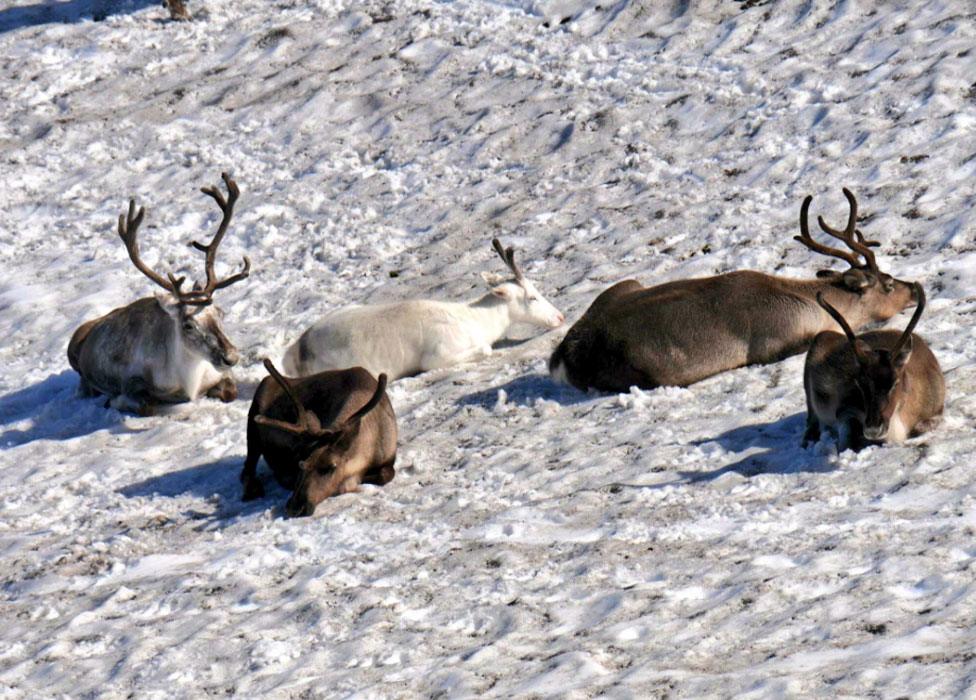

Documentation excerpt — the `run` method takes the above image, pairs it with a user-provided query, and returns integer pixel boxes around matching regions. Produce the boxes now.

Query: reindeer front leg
[802,396,821,447]
[241,417,266,501]
[112,376,164,416]
[362,458,396,486]
[206,375,238,403]
[420,344,491,372]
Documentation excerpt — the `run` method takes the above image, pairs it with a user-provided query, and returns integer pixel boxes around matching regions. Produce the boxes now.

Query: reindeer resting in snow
[68,173,250,414]
[550,188,919,392]
[282,238,565,380]
[242,359,398,517]
[803,284,944,451]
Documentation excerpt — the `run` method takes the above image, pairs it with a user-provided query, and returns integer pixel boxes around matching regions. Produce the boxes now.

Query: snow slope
[1,0,975,696]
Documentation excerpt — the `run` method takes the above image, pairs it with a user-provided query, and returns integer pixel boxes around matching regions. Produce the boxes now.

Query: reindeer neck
[801,278,877,330]
[466,293,513,343]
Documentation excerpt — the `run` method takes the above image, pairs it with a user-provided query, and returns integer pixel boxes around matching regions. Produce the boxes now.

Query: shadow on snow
[0,370,137,446]
[0,0,160,34]
[605,412,833,492]
[458,372,596,408]
[679,412,833,483]
[119,454,289,524]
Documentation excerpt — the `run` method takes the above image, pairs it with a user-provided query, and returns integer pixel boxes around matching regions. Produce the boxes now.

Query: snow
[1,0,975,696]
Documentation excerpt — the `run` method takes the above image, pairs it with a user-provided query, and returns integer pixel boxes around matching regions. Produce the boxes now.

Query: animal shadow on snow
[458,373,595,409]
[680,412,834,483]
[0,0,158,34]
[119,455,289,525]
[0,371,137,446]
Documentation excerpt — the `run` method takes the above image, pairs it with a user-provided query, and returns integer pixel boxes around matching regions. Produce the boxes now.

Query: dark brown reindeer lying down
[803,284,944,451]
[242,359,398,517]
[68,172,250,414]
[550,188,919,392]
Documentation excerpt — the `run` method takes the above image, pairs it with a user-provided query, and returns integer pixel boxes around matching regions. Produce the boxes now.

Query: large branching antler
[118,198,186,297]
[491,238,524,283]
[181,172,251,306]
[117,172,250,304]
[794,188,880,275]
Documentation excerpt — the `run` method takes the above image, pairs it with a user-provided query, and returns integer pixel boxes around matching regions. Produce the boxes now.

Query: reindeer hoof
[241,477,265,501]
[208,378,238,403]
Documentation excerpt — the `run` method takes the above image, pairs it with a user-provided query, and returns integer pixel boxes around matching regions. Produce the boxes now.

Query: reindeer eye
[182,321,195,331]
[315,463,334,475]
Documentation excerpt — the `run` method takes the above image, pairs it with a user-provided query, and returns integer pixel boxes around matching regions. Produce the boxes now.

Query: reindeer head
[254,360,389,517]
[117,172,250,368]
[796,188,917,320]
[816,283,925,442]
[482,238,564,329]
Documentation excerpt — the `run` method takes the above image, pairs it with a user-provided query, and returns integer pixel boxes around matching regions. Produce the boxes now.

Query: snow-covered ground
[1,0,975,696]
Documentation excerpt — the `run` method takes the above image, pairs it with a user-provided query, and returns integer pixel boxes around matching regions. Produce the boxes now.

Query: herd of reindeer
[66,173,945,517]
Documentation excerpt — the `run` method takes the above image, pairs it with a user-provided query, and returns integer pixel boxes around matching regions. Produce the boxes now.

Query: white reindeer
[283,239,564,380]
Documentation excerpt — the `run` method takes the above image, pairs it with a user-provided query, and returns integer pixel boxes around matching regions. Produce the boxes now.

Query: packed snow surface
[1,0,976,697]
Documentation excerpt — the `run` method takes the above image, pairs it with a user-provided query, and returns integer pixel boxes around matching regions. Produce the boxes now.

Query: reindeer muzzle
[218,349,241,368]
[862,424,887,441]
[285,494,314,518]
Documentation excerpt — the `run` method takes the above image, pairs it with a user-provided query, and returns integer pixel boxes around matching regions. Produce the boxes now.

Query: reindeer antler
[794,188,880,275]
[816,291,879,367]
[181,172,251,306]
[891,283,925,360]
[253,359,326,436]
[816,292,859,345]
[117,199,187,296]
[345,374,388,425]
[116,173,250,304]
[491,238,523,282]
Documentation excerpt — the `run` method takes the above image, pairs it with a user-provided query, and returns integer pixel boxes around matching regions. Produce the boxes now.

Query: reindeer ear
[491,285,514,300]
[312,428,343,445]
[842,269,872,291]
[893,336,913,369]
[482,271,506,286]
[154,291,181,317]
[853,339,872,364]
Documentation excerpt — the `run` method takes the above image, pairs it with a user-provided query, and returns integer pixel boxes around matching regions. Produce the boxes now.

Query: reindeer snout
[285,494,314,518]
[550,312,565,328]
[863,425,887,441]
[220,349,241,367]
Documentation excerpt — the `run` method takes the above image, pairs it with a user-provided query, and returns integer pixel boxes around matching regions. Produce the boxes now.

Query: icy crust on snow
[1,0,976,697]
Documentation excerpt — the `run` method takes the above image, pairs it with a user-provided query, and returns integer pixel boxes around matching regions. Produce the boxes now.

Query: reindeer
[68,173,250,414]
[549,188,918,392]
[803,284,944,450]
[241,359,397,517]
[282,238,565,380]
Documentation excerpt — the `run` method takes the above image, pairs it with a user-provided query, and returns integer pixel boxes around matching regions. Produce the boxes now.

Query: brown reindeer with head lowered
[803,284,944,451]
[67,172,250,414]
[242,359,398,517]
[549,188,918,392]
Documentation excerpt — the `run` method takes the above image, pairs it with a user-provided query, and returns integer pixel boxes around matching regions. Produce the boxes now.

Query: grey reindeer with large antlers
[550,188,919,392]
[803,284,944,451]
[68,172,251,413]
[242,359,398,517]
